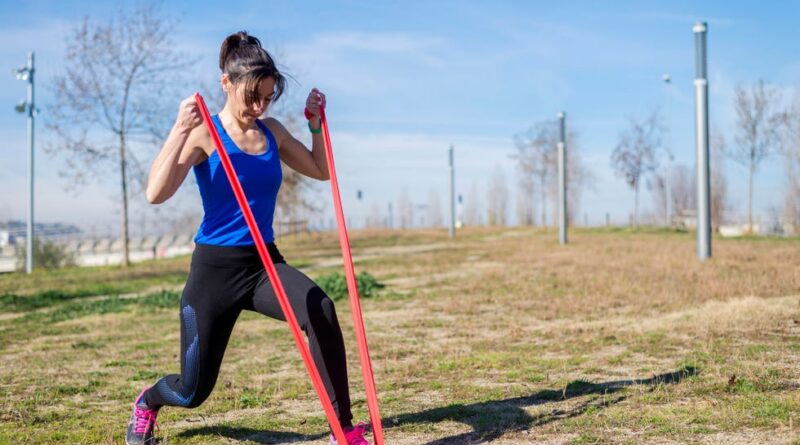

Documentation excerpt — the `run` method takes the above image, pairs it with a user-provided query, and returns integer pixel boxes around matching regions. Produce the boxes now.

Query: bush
[315,271,384,301]
[15,237,77,271]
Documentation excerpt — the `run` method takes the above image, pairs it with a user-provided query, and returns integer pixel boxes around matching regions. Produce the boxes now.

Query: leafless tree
[487,165,509,226]
[610,111,664,227]
[731,80,783,233]
[398,188,414,229]
[365,201,383,229]
[463,181,482,226]
[514,120,594,228]
[513,122,556,226]
[668,164,696,219]
[710,131,730,231]
[515,174,535,226]
[426,188,443,228]
[47,3,195,266]
[780,94,800,234]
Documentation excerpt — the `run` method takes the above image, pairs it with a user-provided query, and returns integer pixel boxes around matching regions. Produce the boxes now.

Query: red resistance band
[194,93,349,445]
[319,105,386,445]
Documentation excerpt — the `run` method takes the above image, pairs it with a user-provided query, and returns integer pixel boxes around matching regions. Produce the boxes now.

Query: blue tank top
[193,115,282,246]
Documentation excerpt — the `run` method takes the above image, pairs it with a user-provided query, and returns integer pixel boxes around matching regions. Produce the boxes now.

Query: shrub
[315,271,384,301]
[15,237,77,271]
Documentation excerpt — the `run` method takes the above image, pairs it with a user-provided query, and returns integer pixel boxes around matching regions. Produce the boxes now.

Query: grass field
[0,227,798,444]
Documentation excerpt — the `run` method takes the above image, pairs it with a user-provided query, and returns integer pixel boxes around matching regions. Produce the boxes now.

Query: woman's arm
[269,88,330,181]
[269,117,330,181]
[146,96,207,204]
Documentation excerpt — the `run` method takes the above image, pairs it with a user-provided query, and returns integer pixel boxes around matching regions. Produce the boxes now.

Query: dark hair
[219,31,286,106]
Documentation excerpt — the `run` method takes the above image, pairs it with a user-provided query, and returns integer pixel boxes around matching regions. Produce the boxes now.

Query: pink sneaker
[329,422,370,445]
[125,388,160,445]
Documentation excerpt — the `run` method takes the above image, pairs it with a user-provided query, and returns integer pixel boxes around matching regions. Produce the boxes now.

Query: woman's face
[222,74,276,124]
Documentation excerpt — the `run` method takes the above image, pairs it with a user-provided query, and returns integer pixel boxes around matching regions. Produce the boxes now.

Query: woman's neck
[218,104,251,133]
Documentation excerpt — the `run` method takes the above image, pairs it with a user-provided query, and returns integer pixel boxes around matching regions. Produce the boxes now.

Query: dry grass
[0,227,798,444]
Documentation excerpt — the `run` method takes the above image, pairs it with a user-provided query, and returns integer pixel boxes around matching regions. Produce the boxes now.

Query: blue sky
[0,0,798,234]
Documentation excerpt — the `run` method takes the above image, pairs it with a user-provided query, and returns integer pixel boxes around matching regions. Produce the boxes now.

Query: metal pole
[448,145,455,238]
[663,73,673,228]
[694,23,711,260]
[557,112,567,244]
[25,53,35,274]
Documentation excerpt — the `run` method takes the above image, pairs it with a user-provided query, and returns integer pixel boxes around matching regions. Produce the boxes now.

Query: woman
[125,31,370,445]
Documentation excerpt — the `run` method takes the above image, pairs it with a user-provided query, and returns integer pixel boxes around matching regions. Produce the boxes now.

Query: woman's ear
[220,73,231,93]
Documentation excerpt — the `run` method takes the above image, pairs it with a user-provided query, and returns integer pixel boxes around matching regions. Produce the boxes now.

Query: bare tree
[513,122,556,226]
[710,130,730,231]
[515,174,535,226]
[463,181,482,226]
[610,111,664,227]
[398,188,414,229]
[780,94,800,234]
[426,188,443,228]
[365,201,383,229]
[47,4,194,266]
[668,164,696,219]
[732,80,783,233]
[487,165,509,226]
[514,120,593,227]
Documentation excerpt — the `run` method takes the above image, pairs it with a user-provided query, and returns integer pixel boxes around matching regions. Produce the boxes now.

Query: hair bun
[219,31,262,70]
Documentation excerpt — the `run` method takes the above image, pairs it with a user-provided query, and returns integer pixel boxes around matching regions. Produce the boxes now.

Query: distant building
[0,220,82,247]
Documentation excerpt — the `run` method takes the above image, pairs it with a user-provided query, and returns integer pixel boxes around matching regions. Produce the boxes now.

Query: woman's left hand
[305,88,326,120]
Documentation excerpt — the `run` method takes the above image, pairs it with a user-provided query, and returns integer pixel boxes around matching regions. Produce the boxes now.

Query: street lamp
[662,73,674,228]
[15,52,36,274]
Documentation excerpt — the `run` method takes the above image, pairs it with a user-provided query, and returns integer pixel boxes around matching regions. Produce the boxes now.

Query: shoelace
[133,405,160,435]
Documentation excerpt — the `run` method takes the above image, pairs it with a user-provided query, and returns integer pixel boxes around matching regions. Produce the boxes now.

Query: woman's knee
[304,287,338,326]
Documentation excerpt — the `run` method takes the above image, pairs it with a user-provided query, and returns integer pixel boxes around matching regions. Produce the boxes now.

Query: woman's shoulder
[186,122,214,164]
[259,117,290,146]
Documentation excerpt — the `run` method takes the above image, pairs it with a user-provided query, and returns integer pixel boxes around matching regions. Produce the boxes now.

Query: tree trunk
[634,181,640,229]
[748,160,754,234]
[119,132,130,267]
[540,176,547,228]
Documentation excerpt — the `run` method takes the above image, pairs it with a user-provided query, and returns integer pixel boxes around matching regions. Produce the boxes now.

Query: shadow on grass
[388,366,698,445]
[175,425,326,444]
[175,366,696,444]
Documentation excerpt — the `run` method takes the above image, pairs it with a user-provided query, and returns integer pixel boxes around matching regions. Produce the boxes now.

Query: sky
[0,0,798,236]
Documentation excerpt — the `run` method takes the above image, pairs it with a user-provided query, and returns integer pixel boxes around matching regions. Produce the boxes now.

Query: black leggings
[142,243,353,428]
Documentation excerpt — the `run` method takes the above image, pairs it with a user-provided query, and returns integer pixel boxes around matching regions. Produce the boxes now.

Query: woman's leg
[250,263,353,428]
[142,261,251,409]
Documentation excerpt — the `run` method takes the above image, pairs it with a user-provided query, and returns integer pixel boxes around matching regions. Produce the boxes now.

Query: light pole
[15,52,36,274]
[694,22,711,260]
[557,111,567,245]
[662,73,674,228]
[448,145,455,238]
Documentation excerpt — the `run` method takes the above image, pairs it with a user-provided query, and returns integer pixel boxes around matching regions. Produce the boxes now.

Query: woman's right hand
[175,96,203,132]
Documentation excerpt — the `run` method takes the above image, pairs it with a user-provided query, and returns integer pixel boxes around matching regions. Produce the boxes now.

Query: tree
[398,188,414,229]
[15,237,77,271]
[668,164,696,220]
[513,122,556,226]
[426,188,443,228]
[515,174,535,226]
[514,119,593,227]
[487,165,509,226]
[780,93,800,234]
[47,4,194,266]
[710,131,730,231]
[732,80,783,233]
[463,181,482,226]
[610,111,664,227]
